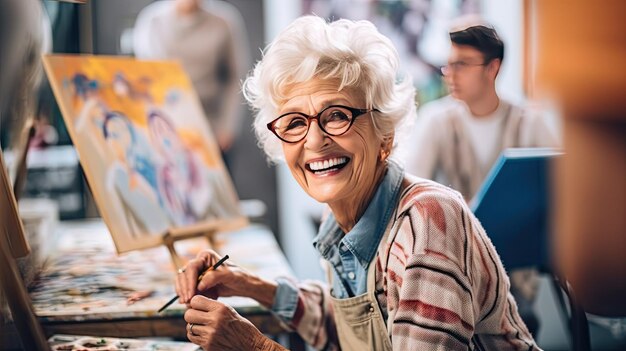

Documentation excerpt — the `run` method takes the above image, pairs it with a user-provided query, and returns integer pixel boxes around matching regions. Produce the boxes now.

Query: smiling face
[278,78,388,208]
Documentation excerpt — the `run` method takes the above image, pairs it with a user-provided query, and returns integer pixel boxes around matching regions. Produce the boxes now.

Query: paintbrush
[158,255,229,313]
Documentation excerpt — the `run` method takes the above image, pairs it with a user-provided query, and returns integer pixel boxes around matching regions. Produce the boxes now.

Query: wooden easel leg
[0,233,48,350]
[162,226,228,268]
[163,233,184,269]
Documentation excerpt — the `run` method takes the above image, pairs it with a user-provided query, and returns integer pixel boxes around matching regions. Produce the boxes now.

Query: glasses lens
[273,114,308,142]
[320,107,352,135]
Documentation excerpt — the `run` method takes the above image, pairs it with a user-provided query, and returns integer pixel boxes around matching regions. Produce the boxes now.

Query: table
[23,219,303,349]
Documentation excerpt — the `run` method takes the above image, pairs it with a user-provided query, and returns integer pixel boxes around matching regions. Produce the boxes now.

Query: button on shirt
[271,161,404,320]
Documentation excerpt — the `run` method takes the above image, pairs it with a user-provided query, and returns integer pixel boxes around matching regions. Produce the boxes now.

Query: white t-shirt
[459,101,510,171]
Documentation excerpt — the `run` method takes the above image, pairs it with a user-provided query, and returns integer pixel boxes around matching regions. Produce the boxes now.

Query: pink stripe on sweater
[399,299,474,332]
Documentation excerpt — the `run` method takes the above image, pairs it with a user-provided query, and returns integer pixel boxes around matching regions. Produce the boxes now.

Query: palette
[30,220,191,320]
[30,220,294,320]
[48,334,200,351]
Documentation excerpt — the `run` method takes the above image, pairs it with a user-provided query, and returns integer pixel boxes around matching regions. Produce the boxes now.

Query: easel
[161,216,248,269]
[0,150,50,350]
[12,119,36,202]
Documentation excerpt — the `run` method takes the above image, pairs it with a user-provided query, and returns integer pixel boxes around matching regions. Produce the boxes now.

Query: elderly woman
[176,16,539,351]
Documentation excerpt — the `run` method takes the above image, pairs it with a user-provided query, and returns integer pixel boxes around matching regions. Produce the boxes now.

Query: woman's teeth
[308,157,348,172]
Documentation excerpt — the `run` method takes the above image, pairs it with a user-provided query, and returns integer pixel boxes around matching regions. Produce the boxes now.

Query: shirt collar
[313,160,405,269]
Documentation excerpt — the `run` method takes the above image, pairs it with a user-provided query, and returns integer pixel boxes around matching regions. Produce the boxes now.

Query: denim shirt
[271,161,404,321]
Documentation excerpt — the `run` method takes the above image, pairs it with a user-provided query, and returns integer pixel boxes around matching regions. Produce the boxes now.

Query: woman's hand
[175,249,277,307]
[185,295,287,351]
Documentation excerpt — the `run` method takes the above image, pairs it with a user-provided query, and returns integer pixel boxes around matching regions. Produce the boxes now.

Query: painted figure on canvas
[147,109,240,224]
[102,111,170,235]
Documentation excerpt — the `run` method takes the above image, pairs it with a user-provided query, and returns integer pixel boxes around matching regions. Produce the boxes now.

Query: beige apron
[328,222,394,351]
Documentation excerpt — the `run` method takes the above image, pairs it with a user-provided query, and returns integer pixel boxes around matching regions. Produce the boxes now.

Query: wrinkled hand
[175,249,277,307]
[185,296,286,351]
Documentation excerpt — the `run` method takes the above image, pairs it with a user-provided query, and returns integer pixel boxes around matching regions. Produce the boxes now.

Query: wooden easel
[161,217,248,269]
[0,150,50,350]
[12,120,36,201]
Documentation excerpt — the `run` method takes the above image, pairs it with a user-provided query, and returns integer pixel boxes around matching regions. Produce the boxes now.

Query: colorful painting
[42,55,244,252]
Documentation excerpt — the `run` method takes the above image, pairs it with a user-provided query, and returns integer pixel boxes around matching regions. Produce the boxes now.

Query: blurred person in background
[0,0,46,150]
[401,20,560,337]
[175,16,539,351]
[133,0,250,169]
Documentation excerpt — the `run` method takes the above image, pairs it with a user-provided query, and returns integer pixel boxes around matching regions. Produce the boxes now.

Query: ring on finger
[177,268,186,274]
[188,322,198,336]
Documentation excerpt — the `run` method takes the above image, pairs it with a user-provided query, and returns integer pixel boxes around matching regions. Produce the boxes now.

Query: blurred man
[133,0,249,167]
[403,21,560,337]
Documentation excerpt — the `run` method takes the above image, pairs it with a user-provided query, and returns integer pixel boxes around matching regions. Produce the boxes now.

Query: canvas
[42,55,244,252]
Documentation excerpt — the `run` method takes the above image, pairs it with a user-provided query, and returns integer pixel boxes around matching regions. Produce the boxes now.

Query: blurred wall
[482,0,524,104]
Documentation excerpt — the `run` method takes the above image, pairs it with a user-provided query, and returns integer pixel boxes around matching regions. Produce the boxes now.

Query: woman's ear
[379,136,394,161]
[379,149,389,161]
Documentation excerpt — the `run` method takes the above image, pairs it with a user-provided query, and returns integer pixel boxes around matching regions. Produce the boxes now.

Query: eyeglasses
[267,105,378,143]
[440,61,488,76]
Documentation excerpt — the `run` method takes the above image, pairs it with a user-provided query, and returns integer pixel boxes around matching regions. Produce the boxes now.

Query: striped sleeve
[271,278,339,351]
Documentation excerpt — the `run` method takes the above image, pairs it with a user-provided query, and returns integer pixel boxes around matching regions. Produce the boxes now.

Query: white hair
[243,15,416,162]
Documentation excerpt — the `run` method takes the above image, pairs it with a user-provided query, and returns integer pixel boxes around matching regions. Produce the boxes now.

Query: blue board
[471,148,562,271]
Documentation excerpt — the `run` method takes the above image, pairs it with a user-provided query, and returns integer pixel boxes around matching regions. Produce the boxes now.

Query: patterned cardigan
[276,177,540,350]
